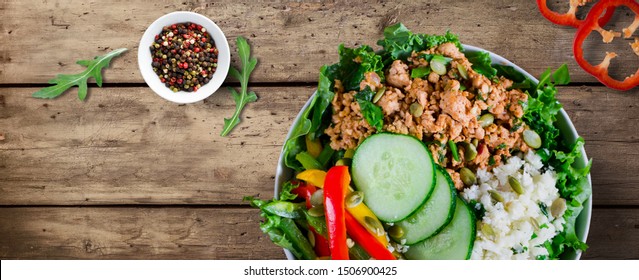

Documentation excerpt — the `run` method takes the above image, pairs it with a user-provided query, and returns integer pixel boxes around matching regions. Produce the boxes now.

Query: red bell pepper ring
[323,166,350,260]
[345,212,396,260]
[574,0,639,90]
[290,182,331,257]
[537,0,615,28]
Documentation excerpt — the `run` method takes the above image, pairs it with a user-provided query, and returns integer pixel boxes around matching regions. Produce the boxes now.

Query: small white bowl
[138,11,230,104]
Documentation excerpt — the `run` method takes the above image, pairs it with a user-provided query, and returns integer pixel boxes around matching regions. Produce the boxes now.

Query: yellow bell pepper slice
[296,169,327,188]
[345,189,389,248]
[305,134,323,158]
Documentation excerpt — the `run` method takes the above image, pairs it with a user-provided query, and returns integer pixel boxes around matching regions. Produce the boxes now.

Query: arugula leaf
[466,51,497,78]
[220,36,258,136]
[32,48,127,100]
[377,23,462,62]
[355,87,384,131]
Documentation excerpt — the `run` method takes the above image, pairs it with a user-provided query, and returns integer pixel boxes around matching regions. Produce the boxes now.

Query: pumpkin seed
[457,64,468,79]
[530,217,540,231]
[410,103,424,118]
[523,129,542,149]
[388,225,405,239]
[464,142,478,161]
[308,205,325,217]
[307,229,316,247]
[373,86,386,103]
[508,176,524,195]
[344,149,355,159]
[479,114,494,128]
[550,198,567,218]
[345,191,364,209]
[310,189,324,207]
[430,57,448,75]
[481,223,495,237]
[346,238,355,248]
[364,216,384,236]
[460,167,476,186]
[472,138,479,147]
[488,190,504,203]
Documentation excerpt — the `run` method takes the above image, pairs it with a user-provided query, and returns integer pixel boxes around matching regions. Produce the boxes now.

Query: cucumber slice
[404,196,476,260]
[351,133,435,222]
[392,166,456,245]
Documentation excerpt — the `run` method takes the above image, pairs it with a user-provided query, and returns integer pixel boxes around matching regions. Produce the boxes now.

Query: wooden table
[0,0,637,260]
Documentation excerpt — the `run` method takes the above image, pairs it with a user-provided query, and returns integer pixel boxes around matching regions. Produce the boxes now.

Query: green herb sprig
[32,48,127,101]
[220,36,258,137]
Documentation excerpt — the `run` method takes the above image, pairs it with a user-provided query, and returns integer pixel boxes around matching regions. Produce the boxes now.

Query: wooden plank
[0,86,313,205]
[1,0,638,84]
[1,86,638,205]
[0,207,284,259]
[582,207,639,260]
[0,207,636,259]
[557,87,639,206]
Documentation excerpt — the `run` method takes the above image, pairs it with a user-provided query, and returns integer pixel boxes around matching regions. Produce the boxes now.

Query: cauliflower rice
[462,151,566,260]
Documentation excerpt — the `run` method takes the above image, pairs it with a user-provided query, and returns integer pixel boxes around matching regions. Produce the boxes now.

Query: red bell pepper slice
[311,227,331,257]
[291,183,317,209]
[345,212,396,260]
[323,166,350,260]
[290,182,331,257]
[537,0,615,28]
[574,0,639,90]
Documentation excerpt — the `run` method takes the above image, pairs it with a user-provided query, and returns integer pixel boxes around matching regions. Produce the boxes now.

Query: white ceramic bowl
[274,44,592,260]
[138,11,230,104]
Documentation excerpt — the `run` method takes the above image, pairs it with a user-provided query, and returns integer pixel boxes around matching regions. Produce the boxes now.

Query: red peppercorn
[171,24,177,29]
[194,47,201,53]
[201,70,207,76]
[201,38,207,43]
[183,62,189,68]
[155,35,159,40]
[160,78,166,83]
[171,49,176,54]
[177,78,183,84]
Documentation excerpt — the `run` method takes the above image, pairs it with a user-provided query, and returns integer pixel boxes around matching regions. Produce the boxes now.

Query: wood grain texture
[1,0,638,84]
[0,207,636,259]
[0,86,638,205]
[0,86,313,205]
[0,207,284,259]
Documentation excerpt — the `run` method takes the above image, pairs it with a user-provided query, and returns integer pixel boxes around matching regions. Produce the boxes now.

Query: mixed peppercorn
[150,22,218,92]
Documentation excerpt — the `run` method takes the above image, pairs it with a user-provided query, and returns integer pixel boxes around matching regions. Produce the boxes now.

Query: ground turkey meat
[325,44,531,190]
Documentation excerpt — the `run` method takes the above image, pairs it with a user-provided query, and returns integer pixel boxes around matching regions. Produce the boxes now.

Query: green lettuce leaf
[521,65,592,258]
[466,51,497,78]
[377,23,462,62]
[355,87,384,131]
